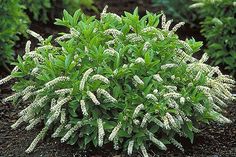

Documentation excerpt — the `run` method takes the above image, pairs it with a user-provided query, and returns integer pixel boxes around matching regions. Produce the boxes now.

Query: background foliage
[0,0,29,68]
[191,0,236,76]
[152,0,198,26]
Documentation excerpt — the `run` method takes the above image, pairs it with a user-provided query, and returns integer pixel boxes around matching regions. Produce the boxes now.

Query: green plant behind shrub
[190,0,236,75]
[21,0,98,23]
[0,7,235,156]
[152,0,198,26]
[0,0,29,68]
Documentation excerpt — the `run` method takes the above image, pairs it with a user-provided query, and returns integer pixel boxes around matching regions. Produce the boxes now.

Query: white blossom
[142,26,157,33]
[79,68,93,91]
[108,122,122,141]
[91,74,110,84]
[171,22,185,32]
[97,119,105,147]
[199,53,209,63]
[26,117,42,130]
[126,33,143,43]
[127,140,134,155]
[60,109,66,124]
[148,131,167,150]
[133,75,144,86]
[141,113,151,128]
[45,76,70,88]
[0,75,13,85]
[162,116,170,130]
[180,97,185,105]
[104,28,123,37]
[61,121,82,143]
[143,42,151,51]
[97,88,117,103]
[80,100,88,116]
[55,88,73,95]
[55,34,73,42]
[164,92,181,99]
[161,11,166,29]
[134,103,145,118]
[70,28,80,37]
[27,30,44,42]
[51,96,71,111]
[146,94,158,102]
[161,63,178,70]
[25,126,49,153]
[153,74,163,82]
[11,117,24,129]
[140,144,149,157]
[135,57,145,64]
[25,40,31,54]
[87,91,100,105]
[104,48,118,56]
[166,113,178,128]
[170,138,184,152]
[52,124,64,138]
[179,40,193,52]
[153,89,159,95]
[164,19,173,31]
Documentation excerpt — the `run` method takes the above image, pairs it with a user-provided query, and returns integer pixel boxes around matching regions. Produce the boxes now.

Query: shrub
[0,0,29,68]
[190,0,236,76]
[0,7,235,156]
[152,0,198,26]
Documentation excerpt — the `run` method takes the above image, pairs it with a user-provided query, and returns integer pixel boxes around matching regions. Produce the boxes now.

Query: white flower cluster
[164,92,181,99]
[27,30,44,42]
[133,75,144,86]
[55,88,73,95]
[80,68,93,91]
[0,75,13,85]
[104,28,123,37]
[97,88,117,103]
[140,113,151,128]
[146,94,158,102]
[169,138,184,152]
[132,104,144,118]
[104,48,118,56]
[108,122,122,141]
[45,76,70,88]
[87,91,100,105]
[140,144,149,157]
[135,57,145,64]
[97,119,105,147]
[26,116,42,131]
[143,42,151,52]
[161,63,178,70]
[164,19,173,31]
[127,140,134,155]
[51,96,71,111]
[100,5,121,22]
[147,131,167,150]
[25,126,49,153]
[126,33,143,43]
[61,121,82,143]
[91,74,110,84]
[80,100,88,116]
[179,40,193,52]
[153,74,163,82]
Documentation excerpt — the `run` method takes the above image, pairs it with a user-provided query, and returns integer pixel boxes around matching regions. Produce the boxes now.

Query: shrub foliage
[190,0,236,75]
[0,7,235,156]
[0,0,29,67]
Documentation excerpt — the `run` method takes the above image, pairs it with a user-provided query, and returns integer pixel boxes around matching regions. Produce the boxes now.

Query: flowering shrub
[0,7,235,156]
[152,0,198,26]
[190,0,236,75]
[0,0,29,67]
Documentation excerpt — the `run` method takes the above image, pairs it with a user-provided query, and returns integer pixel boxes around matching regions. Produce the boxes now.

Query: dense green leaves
[0,0,29,67]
